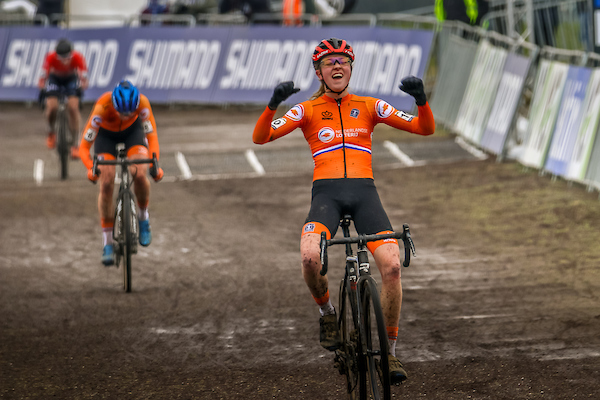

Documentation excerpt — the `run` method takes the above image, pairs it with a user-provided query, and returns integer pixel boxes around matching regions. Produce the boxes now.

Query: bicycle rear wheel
[56,109,69,180]
[337,279,361,399]
[360,277,391,400]
[120,191,133,293]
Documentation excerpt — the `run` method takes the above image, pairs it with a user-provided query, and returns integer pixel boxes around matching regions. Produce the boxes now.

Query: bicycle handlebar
[92,152,159,180]
[319,223,416,276]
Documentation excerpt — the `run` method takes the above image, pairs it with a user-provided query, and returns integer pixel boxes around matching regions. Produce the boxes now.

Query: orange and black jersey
[79,92,159,170]
[253,93,435,181]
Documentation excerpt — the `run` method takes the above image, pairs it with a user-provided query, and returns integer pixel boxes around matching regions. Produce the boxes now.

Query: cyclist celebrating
[79,80,164,266]
[38,38,88,158]
[253,38,435,384]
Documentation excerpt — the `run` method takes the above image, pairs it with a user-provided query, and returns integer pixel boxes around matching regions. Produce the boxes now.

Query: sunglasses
[320,57,352,68]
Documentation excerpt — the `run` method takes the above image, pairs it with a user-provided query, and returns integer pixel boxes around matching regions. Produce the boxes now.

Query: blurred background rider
[79,80,164,266]
[38,38,88,159]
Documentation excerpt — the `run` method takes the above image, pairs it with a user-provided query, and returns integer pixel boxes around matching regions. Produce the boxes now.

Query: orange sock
[313,290,334,316]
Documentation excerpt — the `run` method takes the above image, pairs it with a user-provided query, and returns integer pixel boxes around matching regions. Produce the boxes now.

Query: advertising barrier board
[0,26,434,110]
[545,65,591,177]
[480,52,532,156]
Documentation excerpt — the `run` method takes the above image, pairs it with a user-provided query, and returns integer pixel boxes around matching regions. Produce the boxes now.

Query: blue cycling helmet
[112,80,140,114]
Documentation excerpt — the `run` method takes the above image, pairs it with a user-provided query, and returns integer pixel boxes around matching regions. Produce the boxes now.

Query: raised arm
[253,81,301,144]
[380,76,435,136]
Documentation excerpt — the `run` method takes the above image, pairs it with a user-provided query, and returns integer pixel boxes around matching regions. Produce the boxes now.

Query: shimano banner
[0,26,434,110]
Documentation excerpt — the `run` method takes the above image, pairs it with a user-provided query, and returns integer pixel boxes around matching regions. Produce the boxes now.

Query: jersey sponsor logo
[318,127,336,143]
[285,104,304,122]
[84,128,97,142]
[375,100,395,119]
[303,223,316,233]
[142,120,153,134]
[321,110,333,120]
[91,116,102,129]
[140,108,150,120]
[271,117,287,130]
[350,108,360,118]
[395,110,414,122]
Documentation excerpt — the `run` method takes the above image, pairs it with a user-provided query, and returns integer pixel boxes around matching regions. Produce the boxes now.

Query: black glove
[268,81,300,110]
[399,76,427,106]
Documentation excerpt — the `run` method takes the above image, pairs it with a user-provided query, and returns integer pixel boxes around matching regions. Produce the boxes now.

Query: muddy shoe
[388,354,407,384]
[319,313,341,351]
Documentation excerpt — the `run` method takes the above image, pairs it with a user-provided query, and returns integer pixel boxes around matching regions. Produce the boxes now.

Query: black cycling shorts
[305,178,393,237]
[94,118,147,158]
[46,74,80,98]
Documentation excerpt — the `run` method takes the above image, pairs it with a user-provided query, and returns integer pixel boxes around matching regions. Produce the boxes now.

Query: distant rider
[38,38,88,158]
[79,80,164,266]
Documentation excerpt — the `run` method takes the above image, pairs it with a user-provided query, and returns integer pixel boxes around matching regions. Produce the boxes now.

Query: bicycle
[319,215,415,400]
[92,143,159,293]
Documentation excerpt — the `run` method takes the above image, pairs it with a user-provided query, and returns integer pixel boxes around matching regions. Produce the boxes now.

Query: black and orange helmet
[312,38,355,69]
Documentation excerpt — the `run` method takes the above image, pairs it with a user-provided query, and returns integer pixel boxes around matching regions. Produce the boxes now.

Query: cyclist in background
[38,38,88,158]
[253,38,435,384]
[79,80,164,266]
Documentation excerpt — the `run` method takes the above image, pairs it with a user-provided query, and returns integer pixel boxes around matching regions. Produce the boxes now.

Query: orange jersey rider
[253,37,434,384]
[80,80,163,266]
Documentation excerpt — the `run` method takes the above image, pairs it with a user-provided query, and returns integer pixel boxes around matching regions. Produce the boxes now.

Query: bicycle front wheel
[120,191,133,293]
[360,277,391,400]
[56,109,69,180]
[338,279,361,399]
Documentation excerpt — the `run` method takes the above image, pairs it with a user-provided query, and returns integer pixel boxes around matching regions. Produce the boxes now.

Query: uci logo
[318,127,335,143]
[304,223,316,233]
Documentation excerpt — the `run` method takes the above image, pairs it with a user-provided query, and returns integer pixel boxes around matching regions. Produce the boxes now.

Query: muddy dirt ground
[1,103,599,399]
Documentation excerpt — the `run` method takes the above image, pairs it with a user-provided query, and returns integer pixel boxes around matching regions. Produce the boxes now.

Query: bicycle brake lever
[408,235,416,257]
[149,153,158,178]
[91,156,101,183]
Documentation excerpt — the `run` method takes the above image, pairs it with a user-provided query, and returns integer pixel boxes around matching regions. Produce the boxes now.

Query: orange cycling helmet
[312,38,355,69]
